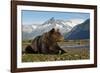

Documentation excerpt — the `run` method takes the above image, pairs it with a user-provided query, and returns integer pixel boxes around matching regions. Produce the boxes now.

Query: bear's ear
[50,28,55,33]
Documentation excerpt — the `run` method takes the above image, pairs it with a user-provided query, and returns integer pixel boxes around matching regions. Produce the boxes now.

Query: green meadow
[22,41,89,62]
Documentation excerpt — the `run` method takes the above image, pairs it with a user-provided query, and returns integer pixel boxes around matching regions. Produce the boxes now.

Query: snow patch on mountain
[65,19,85,27]
[22,17,85,40]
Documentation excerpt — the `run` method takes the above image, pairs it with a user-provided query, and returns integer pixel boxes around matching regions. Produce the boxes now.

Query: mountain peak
[64,19,90,40]
[42,17,55,25]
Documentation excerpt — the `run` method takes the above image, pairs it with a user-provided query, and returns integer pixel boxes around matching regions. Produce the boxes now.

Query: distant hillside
[22,17,85,40]
[64,19,90,40]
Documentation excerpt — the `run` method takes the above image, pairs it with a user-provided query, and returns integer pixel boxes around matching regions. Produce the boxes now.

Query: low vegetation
[22,48,89,62]
[22,40,90,62]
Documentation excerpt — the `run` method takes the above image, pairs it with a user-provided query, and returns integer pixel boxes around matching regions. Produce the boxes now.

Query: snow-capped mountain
[22,17,84,40]
[41,17,72,34]
[65,19,85,27]
[64,19,90,40]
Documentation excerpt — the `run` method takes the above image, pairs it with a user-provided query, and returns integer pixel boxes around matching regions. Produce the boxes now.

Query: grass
[22,40,90,62]
[22,48,89,62]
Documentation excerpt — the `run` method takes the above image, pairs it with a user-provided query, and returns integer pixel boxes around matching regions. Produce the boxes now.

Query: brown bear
[25,28,66,54]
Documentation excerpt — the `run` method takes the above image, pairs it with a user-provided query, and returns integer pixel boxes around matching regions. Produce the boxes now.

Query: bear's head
[49,28,64,42]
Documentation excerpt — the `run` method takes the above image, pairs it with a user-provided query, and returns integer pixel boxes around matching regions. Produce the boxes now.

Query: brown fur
[25,28,65,54]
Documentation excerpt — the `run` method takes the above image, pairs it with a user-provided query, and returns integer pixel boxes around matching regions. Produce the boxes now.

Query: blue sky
[22,10,90,25]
